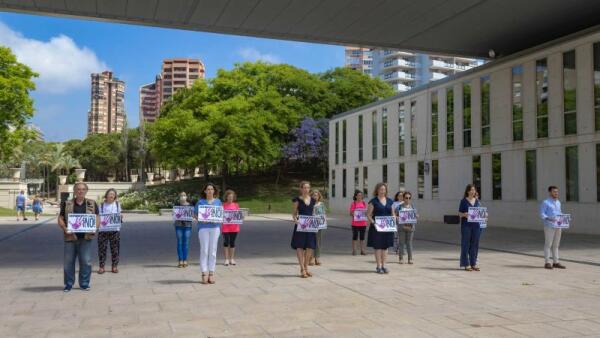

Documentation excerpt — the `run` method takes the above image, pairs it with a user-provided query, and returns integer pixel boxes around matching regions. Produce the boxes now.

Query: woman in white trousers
[195,183,222,284]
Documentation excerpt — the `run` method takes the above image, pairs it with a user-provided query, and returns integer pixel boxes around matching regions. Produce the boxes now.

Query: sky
[0,12,345,142]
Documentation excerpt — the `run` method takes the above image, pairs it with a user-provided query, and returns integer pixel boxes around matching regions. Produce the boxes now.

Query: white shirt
[100,201,121,214]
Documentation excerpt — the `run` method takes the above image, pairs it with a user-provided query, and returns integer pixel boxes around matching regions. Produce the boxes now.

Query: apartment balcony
[392,83,413,92]
[455,55,477,63]
[383,71,415,81]
[430,59,455,70]
[431,72,448,81]
[383,49,415,57]
[383,58,416,70]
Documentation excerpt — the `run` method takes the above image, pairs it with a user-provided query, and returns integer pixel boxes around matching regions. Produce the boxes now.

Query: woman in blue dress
[458,184,482,271]
[291,181,317,278]
[367,183,395,274]
[32,195,43,221]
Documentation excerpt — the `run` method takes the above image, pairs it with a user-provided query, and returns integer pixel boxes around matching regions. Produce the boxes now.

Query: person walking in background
[311,189,326,266]
[291,181,317,278]
[32,195,43,221]
[367,183,395,274]
[394,192,417,264]
[15,190,27,221]
[540,186,566,270]
[195,183,222,284]
[174,191,193,268]
[458,184,483,271]
[349,190,368,255]
[97,188,122,274]
[222,189,241,266]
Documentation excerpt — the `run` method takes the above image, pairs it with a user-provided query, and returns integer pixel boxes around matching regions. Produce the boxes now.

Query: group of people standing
[15,190,44,221]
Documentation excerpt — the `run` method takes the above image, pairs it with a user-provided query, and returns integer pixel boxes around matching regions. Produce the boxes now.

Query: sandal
[98,267,105,274]
[182,261,188,267]
[305,270,313,277]
[465,266,473,271]
[112,266,119,273]
[201,273,208,284]
[177,261,183,268]
[360,251,366,256]
[300,269,309,278]
[208,273,215,284]
[472,266,480,271]
[315,260,321,266]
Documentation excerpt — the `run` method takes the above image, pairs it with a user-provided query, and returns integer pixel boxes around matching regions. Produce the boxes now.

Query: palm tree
[49,144,81,185]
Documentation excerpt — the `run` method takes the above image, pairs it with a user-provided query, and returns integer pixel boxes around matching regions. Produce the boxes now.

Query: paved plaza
[1,213,600,337]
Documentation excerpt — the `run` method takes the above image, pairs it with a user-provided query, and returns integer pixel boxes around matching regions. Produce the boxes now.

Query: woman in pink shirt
[349,190,368,255]
[222,190,241,266]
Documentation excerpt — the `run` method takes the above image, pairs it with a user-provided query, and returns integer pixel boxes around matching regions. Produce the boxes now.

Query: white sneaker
[224,259,230,266]
[230,259,236,266]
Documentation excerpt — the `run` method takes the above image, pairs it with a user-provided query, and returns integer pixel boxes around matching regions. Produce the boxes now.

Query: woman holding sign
[393,192,417,264]
[195,183,222,284]
[291,181,317,278]
[222,189,241,266]
[173,192,194,268]
[349,190,368,255]
[97,189,122,274]
[367,183,395,274]
[458,184,483,271]
[311,189,326,266]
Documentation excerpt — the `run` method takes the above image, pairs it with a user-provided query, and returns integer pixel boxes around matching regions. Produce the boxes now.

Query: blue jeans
[175,226,192,261]
[460,223,481,267]
[64,239,93,288]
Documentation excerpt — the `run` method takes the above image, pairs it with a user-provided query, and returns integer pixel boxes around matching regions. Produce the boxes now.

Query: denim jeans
[175,226,192,261]
[460,223,481,267]
[64,239,93,288]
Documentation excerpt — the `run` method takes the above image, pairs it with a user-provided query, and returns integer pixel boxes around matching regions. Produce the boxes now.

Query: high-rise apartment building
[139,75,162,124]
[344,47,373,76]
[88,71,126,134]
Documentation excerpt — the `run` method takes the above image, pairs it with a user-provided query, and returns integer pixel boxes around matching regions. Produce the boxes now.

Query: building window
[382,108,388,159]
[335,122,339,165]
[473,155,481,198]
[399,163,405,190]
[418,161,424,199]
[342,169,347,198]
[372,111,378,160]
[358,115,363,162]
[593,43,600,131]
[331,170,336,198]
[481,76,491,146]
[410,101,417,155]
[432,160,439,199]
[382,165,388,184]
[363,166,368,195]
[431,92,438,152]
[512,65,524,141]
[536,59,549,138]
[447,88,454,150]
[342,120,347,163]
[492,153,502,200]
[565,146,578,201]
[563,50,577,135]
[398,102,405,157]
[354,167,359,190]
[463,83,472,148]
[526,150,537,200]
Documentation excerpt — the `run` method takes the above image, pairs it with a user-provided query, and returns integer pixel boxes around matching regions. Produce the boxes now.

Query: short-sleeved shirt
[293,197,316,216]
[195,198,222,229]
[16,195,26,207]
[459,198,480,226]
[222,202,240,233]
[60,199,99,239]
[349,201,367,226]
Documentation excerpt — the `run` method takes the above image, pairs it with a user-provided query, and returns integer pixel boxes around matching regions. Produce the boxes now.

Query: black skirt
[367,224,395,249]
[290,224,317,250]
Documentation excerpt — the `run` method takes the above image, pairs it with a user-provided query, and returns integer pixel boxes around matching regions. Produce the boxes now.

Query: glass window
[372,111,378,160]
[593,43,600,131]
[481,76,491,145]
[342,120,347,163]
[398,102,405,157]
[363,166,368,195]
[492,153,502,200]
[565,146,579,201]
[382,108,388,159]
[432,160,439,199]
[512,65,524,141]
[536,59,549,138]
[447,88,454,150]
[354,167,359,190]
[399,163,405,190]
[418,161,424,199]
[463,83,472,148]
[335,122,339,165]
[331,170,336,198]
[431,92,439,152]
[342,169,347,198]
[358,115,363,162]
[526,150,537,200]
[563,50,577,135]
[410,101,417,155]
[382,165,388,184]
[473,155,481,198]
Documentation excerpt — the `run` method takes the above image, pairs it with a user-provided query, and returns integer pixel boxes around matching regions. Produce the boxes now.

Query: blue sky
[0,12,344,142]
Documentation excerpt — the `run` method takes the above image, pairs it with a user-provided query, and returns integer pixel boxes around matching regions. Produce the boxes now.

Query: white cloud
[237,47,281,64]
[0,21,108,94]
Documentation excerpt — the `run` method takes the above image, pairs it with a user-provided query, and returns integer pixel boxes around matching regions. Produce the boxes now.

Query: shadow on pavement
[329,268,373,274]
[154,280,198,285]
[251,274,297,278]
[21,286,63,292]
[503,264,545,269]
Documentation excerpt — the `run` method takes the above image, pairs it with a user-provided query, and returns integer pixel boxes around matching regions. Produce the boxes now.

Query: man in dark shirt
[58,182,99,292]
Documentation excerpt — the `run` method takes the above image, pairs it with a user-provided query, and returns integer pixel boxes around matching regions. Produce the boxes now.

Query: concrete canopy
[2,0,600,58]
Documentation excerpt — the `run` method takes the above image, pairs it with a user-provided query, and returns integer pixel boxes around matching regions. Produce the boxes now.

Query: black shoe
[63,285,72,292]
[81,286,91,291]
[376,267,382,274]
[381,267,389,274]
[544,263,553,269]
[553,263,566,269]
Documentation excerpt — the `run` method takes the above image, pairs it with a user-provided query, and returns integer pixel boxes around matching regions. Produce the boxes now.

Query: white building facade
[329,28,600,235]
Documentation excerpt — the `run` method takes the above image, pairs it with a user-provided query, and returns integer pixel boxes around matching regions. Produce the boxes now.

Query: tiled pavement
[1,213,599,337]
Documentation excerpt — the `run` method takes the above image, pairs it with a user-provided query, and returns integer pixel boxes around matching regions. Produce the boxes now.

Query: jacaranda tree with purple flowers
[283,117,328,164]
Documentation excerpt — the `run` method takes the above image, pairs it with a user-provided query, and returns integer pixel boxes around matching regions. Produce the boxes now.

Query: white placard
[67,213,97,233]
[397,209,417,224]
[468,207,487,223]
[317,215,327,230]
[553,214,571,229]
[173,206,195,222]
[296,215,320,233]
[223,210,244,225]
[99,213,121,232]
[374,216,397,232]
[197,205,224,223]
[353,208,367,222]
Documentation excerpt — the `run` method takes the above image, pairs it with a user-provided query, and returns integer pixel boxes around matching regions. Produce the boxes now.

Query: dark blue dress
[290,197,317,250]
[367,197,395,249]
[458,198,482,267]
